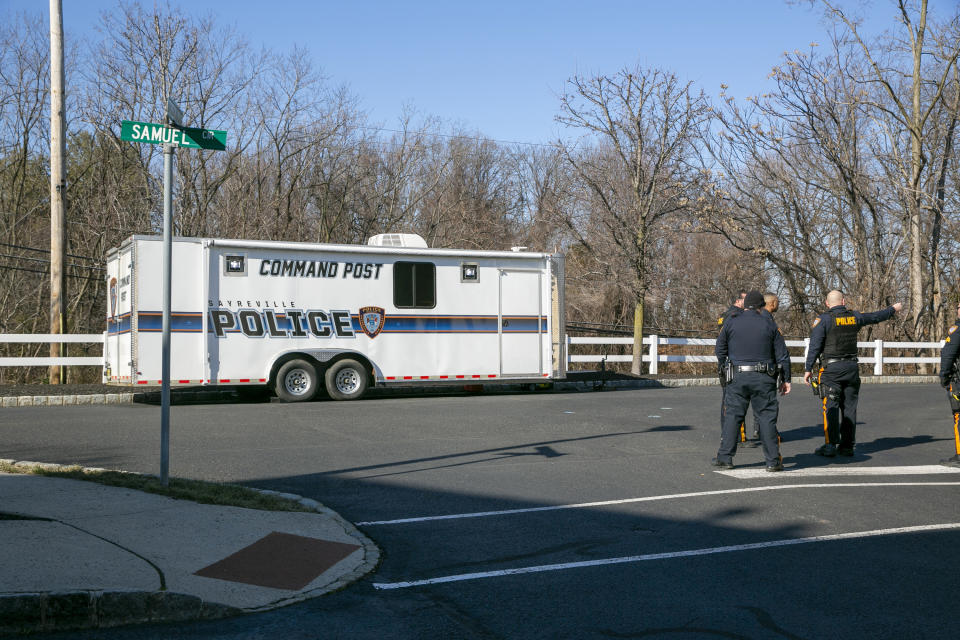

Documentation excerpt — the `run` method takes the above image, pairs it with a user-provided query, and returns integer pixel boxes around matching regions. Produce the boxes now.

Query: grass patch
[0,461,313,513]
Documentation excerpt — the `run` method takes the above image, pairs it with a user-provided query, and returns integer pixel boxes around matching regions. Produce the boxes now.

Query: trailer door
[105,246,135,382]
[499,269,543,376]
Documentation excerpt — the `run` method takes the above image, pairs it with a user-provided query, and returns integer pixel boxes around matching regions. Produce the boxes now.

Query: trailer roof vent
[367,233,428,248]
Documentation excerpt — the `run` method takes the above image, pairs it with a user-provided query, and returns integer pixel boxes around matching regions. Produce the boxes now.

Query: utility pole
[49,0,67,384]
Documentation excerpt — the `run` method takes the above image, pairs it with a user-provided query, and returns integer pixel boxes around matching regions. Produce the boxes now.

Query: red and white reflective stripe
[131,379,267,385]
[383,374,549,382]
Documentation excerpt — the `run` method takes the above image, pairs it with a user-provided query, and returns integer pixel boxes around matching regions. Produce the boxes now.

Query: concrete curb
[1,393,136,408]
[0,376,942,407]
[0,590,239,636]
[0,460,380,634]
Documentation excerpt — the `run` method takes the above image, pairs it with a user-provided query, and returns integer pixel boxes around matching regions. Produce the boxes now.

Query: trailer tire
[325,359,368,401]
[275,359,320,402]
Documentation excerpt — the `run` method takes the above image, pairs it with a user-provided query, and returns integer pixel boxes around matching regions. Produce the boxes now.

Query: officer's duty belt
[824,357,857,365]
[735,364,774,373]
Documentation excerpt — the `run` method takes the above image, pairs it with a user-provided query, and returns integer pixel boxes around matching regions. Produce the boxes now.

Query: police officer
[764,292,779,314]
[718,290,747,328]
[746,291,782,443]
[714,290,792,471]
[717,290,747,443]
[937,302,960,468]
[803,290,902,457]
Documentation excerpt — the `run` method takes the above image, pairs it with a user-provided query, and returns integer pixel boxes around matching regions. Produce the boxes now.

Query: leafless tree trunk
[557,66,711,373]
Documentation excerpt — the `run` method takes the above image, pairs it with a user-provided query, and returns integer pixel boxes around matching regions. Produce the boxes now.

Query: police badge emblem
[359,306,385,338]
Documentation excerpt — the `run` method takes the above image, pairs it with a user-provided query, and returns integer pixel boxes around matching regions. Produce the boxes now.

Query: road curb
[0,590,239,635]
[0,375,941,407]
[0,460,381,634]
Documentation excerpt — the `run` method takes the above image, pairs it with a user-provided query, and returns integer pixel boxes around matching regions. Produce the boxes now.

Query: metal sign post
[160,141,173,486]
[119,99,228,486]
[159,97,179,486]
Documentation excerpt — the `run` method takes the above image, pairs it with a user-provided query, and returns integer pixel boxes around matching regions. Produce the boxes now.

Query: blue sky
[4,0,904,145]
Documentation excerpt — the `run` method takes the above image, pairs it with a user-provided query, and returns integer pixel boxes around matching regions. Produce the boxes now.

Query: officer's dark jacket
[804,305,895,371]
[939,316,960,385]
[717,305,739,328]
[716,309,791,380]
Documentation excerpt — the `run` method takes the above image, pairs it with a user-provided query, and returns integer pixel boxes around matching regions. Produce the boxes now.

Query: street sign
[120,120,227,151]
[119,110,226,486]
[166,98,184,127]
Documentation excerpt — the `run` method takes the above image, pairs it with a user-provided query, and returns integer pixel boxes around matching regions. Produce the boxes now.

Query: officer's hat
[744,290,765,309]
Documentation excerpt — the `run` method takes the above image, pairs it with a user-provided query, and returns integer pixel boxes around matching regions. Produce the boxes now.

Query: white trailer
[103,234,566,401]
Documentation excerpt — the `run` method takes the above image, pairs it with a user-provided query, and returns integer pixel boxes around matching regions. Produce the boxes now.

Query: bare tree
[818,0,960,339]
[557,66,711,373]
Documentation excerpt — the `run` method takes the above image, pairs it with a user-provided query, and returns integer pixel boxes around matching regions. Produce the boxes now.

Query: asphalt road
[3,383,959,639]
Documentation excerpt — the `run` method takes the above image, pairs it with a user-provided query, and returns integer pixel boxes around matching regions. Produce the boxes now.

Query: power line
[0,262,103,278]
[0,251,104,271]
[0,241,102,263]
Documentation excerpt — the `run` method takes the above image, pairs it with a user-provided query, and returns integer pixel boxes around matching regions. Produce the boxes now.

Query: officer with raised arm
[937,302,960,468]
[803,290,901,458]
[714,290,792,472]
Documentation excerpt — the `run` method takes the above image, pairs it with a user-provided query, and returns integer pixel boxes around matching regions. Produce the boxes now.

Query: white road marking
[647,415,661,418]
[356,481,960,526]
[372,522,960,590]
[717,465,960,479]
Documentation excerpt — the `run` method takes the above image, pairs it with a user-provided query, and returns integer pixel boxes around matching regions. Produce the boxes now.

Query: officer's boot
[815,443,837,457]
[943,413,960,467]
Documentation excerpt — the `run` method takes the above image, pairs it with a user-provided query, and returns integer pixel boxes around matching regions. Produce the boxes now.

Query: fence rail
[567,335,943,375]
[0,334,104,367]
[0,333,945,375]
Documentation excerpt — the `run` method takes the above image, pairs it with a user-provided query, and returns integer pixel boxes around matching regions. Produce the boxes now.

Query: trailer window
[394,262,436,308]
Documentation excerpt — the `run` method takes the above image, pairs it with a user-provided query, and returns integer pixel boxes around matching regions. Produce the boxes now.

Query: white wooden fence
[568,335,943,375]
[0,334,103,366]
[0,333,945,376]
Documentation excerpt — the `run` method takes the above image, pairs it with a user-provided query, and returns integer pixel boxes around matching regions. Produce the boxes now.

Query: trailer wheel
[325,359,368,400]
[275,359,320,402]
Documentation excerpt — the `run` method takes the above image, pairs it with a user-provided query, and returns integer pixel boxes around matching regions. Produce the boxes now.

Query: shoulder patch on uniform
[812,318,821,327]
[949,325,957,334]
[718,317,723,326]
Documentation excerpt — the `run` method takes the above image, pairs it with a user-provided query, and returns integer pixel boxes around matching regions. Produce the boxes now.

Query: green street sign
[120,120,227,151]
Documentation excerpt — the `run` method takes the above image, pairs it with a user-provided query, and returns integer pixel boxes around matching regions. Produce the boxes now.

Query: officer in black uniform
[718,290,747,328]
[714,290,792,471]
[718,290,747,442]
[937,302,960,468]
[803,290,901,457]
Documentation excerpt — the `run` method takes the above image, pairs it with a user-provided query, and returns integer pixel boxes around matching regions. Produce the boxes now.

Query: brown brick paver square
[194,531,360,590]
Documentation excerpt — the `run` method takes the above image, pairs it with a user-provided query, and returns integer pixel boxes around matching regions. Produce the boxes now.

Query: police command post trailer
[103,234,566,401]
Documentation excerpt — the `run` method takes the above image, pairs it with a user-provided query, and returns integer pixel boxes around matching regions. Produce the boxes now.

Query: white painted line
[372,522,960,590]
[356,482,960,526]
[717,465,960,479]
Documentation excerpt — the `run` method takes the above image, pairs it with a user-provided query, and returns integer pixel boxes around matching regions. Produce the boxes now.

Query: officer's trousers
[721,385,749,441]
[717,372,780,466]
[818,361,860,448]
[947,385,960,456]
